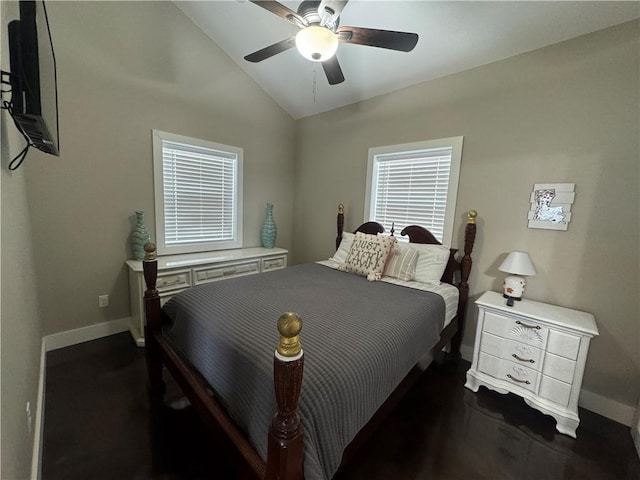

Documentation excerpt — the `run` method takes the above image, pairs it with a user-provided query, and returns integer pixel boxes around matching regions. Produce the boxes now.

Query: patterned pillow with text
[342,232,396,281]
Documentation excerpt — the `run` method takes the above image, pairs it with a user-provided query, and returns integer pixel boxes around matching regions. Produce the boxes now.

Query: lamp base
[503,294,522,307]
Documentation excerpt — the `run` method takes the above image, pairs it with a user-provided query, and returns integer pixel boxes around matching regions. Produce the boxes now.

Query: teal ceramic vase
[261,203,277,248]
[131,210,151,260]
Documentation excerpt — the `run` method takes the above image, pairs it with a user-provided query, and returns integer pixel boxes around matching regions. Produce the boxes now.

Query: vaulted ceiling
[175,1,640,119]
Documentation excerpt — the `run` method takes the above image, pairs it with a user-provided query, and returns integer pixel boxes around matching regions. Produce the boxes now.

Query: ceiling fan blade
[244,37,296,63]
[318,0,349,24]
[249,0,306,28]
[337,26,418,52]
[322,56,345,85]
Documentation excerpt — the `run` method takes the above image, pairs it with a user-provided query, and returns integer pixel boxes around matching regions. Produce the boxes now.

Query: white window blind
[152,130,243,255]
[365,137,463,246]
[162,141,237,245]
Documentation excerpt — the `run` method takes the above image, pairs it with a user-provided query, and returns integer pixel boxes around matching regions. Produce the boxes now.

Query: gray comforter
[163,263,445,480]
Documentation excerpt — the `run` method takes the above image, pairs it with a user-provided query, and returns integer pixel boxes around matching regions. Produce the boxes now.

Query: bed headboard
[335,204,477,288]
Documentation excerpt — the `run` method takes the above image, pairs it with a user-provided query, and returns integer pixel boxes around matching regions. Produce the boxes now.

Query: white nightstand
[465,291,598,438]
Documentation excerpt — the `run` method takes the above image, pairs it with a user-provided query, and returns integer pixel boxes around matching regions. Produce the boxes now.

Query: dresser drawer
[539,375,571,406]
[479,332,544,371]
[483,311,549,349]
[194,261,260,285]
[478,352,539,394]
[262,256,287,271]
[156,270,191,293]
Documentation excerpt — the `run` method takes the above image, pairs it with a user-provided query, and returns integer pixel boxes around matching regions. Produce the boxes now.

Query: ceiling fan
[244,0,419,85]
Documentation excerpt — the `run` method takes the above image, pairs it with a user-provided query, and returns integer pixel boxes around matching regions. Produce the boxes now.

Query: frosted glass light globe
[295,26,338,62]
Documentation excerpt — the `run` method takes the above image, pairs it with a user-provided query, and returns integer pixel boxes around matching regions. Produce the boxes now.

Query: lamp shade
[295,25,339,62]
[498,251,536,276]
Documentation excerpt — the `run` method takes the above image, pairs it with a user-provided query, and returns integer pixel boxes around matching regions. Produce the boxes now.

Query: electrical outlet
[26,402,32,434]
[98,294,109,308]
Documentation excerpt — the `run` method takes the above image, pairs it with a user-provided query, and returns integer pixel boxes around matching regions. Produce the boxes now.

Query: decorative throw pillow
[383,243,419,281]
[407,243,451,285]
[342,232,396,281]
[329,232,355,264]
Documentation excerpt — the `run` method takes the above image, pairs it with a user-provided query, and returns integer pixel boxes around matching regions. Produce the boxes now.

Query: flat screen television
[8,0,59,156]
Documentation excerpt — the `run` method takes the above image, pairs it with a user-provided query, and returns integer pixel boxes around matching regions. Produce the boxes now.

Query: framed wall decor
[528,183,575,231]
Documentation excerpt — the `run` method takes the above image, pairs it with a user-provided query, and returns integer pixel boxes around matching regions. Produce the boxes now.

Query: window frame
[152,129,243,256]
[364,136,463,246]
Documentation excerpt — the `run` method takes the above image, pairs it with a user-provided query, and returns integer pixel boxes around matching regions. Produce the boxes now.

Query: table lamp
[498,252,536,306]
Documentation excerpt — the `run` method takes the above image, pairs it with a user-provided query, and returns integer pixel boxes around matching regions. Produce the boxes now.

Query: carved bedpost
[451,211,477,356]
[336,203,345,250]
[143,242,165,401]
[266,313,304,480]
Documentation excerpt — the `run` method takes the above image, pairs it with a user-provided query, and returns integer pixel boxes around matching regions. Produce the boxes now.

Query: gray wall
[23,1,296,335]
[1,2,45,479]
[294,21,640,409]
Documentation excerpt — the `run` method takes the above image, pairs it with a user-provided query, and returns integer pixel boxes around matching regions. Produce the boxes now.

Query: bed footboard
[266,312,305,480]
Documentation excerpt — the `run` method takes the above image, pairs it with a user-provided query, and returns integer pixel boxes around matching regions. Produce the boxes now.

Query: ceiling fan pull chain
[313,66,317,103]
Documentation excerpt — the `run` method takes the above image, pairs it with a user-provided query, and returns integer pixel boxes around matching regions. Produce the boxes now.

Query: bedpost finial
[467,210,477,224]
[144,242,157,261]
[338,203,344,214]
[277,312,302,357]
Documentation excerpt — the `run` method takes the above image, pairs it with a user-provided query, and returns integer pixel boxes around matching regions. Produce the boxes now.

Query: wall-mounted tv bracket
[1,69,35,170]
[1,70,14,108]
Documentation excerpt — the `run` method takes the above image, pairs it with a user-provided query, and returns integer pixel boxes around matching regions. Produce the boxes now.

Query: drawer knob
[512,353,535,364]
[516,320,541,330]
[507,373,531,385]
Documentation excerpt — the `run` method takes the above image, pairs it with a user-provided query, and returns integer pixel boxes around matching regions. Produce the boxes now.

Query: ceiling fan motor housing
[298,0,339,31]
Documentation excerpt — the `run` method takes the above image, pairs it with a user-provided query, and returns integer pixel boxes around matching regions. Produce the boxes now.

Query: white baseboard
[44,317,131,352]
[460,344,635,427]
[578,389,636,427]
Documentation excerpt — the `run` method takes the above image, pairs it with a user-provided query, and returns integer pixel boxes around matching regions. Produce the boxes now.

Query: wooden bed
[142,206,478,480]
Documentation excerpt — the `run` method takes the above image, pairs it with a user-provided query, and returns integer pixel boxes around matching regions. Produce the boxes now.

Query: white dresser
[126,247,288,346]
[465,291,598,437]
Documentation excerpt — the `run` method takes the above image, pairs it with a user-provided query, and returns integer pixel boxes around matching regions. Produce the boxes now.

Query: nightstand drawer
[157,271,191,293]
[194,261,260,284]
[483,311,549,349]
[480,332,544,371]
[547,330,580,360]
[542,352,576,383]
[478,353,539,393]
[539,375,571,406]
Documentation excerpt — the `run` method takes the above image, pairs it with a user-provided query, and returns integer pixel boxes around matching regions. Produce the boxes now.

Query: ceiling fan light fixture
[295,25,338,62]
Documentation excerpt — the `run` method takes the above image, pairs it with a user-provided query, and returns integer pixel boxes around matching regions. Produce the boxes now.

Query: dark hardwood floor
[42,332,640,480]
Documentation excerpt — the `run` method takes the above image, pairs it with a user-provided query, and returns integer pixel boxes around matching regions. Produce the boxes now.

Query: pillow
[330,232,355,264]
[383,243,419,281]
[342,232,396,281]
[407,243,451,285]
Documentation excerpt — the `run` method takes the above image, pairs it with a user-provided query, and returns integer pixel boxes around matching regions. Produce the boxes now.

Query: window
[152,130,243,255]
[364,137,463,246]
